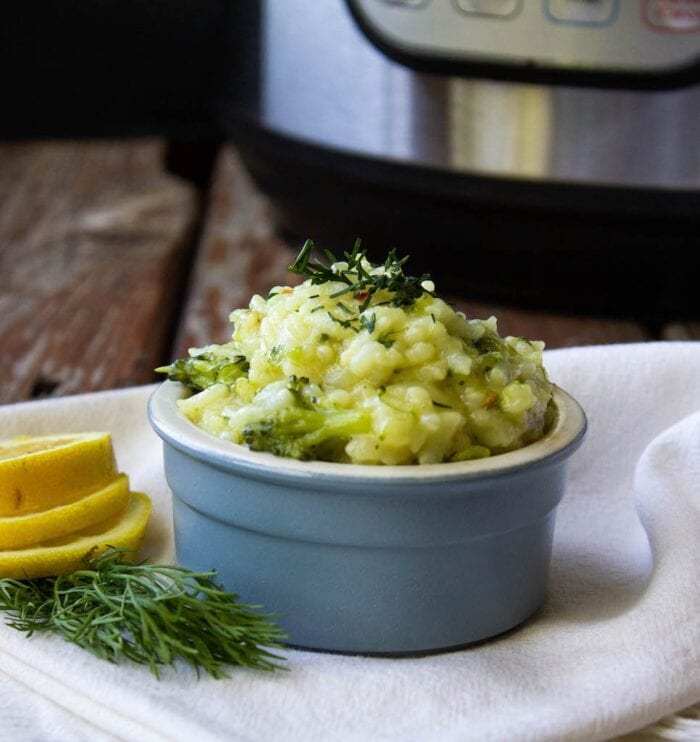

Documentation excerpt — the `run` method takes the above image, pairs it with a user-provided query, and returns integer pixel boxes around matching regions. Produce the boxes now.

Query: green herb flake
[289,239,434,313]
[360,312,376,335]
[327,311,359,332]
[377,330,396,349]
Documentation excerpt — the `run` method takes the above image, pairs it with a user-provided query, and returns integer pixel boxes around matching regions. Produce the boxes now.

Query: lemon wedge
[0,433,118,517]
[0,474,131,550]
[0,492,152,579]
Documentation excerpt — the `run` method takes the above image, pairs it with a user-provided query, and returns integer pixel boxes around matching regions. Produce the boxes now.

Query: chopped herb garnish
[288,239,435,333]
[377,329,397,349]
[288,375,310,389]
[287,375,315,408]
[474,333,503,355]
[327,312,359,332]
[360,312,376,334]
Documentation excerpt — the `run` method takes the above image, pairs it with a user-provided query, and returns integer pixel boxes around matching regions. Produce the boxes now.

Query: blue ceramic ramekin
[148,381,586,654]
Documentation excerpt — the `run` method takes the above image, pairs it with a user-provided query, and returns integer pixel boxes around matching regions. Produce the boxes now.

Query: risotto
[159,241,553,464]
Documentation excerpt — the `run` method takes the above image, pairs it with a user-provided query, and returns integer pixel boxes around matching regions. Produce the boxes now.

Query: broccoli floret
[449,445,490,462]
[472,331,504,358]
[156,353,249,392]
[242,406,371,461]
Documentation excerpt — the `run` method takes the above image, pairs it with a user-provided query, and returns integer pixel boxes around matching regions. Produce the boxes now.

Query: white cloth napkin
[1,342,699,742]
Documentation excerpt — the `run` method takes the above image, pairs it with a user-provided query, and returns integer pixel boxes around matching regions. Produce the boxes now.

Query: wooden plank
[0,140,198,403]
[171,147,297,358]
[661,322,700,341]
[174,144,651,358]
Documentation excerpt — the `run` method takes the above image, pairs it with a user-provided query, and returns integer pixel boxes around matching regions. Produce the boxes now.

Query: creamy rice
[172,252,553,464]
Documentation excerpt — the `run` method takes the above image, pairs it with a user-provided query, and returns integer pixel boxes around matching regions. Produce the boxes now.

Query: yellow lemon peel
[0,433,118,517]
[0,474,131,550]
[0,492,152,579]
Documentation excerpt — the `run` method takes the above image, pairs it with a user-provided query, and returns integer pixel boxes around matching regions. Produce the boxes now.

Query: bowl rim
[148,381,586,484]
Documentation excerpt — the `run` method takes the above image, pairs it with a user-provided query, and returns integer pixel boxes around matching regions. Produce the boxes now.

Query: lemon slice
[0,474,131,550]
[0,492,152,579]
[0,433,118,517]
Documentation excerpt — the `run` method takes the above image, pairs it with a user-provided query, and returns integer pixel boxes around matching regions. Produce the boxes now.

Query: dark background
[0,1,233,140]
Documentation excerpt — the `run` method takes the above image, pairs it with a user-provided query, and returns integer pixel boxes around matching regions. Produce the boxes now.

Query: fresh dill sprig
[0,548,286,679]
[289,239,435,332]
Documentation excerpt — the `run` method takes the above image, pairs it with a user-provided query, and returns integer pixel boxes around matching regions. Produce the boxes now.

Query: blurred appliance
[226,1,700,316]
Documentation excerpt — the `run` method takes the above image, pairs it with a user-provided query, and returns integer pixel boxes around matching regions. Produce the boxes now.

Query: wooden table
[0,139,698,737]
[1,139,697,405]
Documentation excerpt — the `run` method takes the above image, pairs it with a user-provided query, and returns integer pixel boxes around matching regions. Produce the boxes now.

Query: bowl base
[282,610,540,657]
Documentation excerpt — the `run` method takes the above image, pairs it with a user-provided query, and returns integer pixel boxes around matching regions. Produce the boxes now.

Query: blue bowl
[148,382,586,654]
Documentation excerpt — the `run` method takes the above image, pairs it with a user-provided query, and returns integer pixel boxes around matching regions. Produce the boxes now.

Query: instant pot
[2,1,697,316]
[226,1,700,317]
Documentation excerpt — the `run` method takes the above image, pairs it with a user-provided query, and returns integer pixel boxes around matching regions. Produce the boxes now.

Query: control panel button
[455,0,522,18]
[377,0,429,6]
[351,0,699,77]
[643,0,700,32]
[544,0,619,26]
